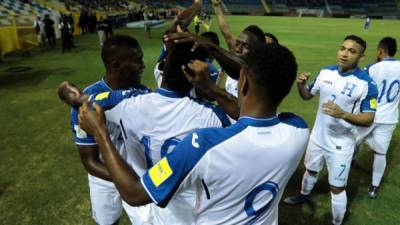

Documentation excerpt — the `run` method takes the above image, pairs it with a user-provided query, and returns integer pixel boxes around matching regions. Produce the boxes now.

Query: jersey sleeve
[89,89,147,109]
[140,132,207,207]
[360,80,378,112]
[307,73,321,96]
[70,108,97,146]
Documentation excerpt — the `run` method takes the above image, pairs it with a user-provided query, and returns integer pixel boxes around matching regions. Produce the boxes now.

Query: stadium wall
[0,27,19,55]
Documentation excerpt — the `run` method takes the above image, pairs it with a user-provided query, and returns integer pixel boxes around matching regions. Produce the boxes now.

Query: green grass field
[1,16,400,225]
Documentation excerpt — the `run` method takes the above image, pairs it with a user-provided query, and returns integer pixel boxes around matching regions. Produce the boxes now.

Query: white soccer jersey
[365,58,400,124]
[90,88,231,224]
[308,65,378,154]
[225,76,238,97]
[141,113,309,225]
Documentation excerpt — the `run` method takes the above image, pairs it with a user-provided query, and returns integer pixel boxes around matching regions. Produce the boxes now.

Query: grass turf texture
[0,16,399,225]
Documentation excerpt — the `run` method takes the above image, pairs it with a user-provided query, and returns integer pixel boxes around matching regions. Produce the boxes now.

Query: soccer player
[357,37,400,198]
[60,42,232,225]
[212,0,265,97]
[66,35,151,225]
[283,35,378,225]
[77,43,309,225]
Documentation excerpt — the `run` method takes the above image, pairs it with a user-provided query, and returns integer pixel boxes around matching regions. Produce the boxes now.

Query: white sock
[331,191,347,225]
[300,171,318,195]
[372,153,386,187]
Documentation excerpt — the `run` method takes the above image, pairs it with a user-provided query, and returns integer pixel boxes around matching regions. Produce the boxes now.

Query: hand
[58,81,86,108]
[322,101,346,119]
[78,102,108,137]
[182,60,212,90]
[296,72,311,86]
[164,32,210,52]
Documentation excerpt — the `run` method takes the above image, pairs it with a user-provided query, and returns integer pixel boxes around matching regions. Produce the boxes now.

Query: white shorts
[304,140,353,188]
[356,123,396,155]
[88,174,151,225]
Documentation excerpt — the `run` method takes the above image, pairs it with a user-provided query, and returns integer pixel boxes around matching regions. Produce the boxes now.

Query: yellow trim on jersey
[95,92,110,101]
[149,158,173,187]
[370,98,377,110]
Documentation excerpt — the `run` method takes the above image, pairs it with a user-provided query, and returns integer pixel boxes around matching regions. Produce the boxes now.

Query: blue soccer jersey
[141,113,309,225]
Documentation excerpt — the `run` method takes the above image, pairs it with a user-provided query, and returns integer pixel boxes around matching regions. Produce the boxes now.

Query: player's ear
[238,71,249,97]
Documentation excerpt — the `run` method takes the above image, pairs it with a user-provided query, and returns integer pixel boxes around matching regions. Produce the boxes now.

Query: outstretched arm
[79,102,151,206]
[166,0,203,34]
[212,0,236,51]
[183,60,239,119]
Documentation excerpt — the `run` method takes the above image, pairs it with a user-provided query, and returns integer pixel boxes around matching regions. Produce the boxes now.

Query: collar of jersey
[238,116,279,127]
[100,78,113,91]
[338,66,360,77]
[382,57,397,61]
[156,88,186,98]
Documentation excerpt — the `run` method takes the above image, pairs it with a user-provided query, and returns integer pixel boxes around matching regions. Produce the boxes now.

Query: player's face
[337,40,364,72]
[235,32,254,58]
[376,48,385,62]
[119,47,145,88]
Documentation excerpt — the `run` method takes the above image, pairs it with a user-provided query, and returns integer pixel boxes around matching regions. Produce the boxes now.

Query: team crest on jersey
[149,158,173,187]
[95,92,110,100]
[370,98,377,109]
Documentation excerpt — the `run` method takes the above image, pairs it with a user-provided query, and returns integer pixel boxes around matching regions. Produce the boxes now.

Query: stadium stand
[0,0,54,26]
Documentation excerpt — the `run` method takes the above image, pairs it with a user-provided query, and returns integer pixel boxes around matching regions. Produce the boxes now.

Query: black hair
[344,35,367,53]
[101,35,141,70]
[378,37,397,56]
[162,43,208,94]
[201,31,220,46]
[264,32,279,44]
[243,25,265,44]
[243,43,297,108]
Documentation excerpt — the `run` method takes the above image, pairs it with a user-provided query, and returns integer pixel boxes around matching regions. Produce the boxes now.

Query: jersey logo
[192,133,200,148]
[340,82,357,97]
[149,158,173,187]
[95,92,110,101]
[370,98,377,109]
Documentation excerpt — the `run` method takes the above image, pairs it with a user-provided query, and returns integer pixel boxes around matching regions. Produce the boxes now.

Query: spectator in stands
[44,14,56,47]
[33,16,46,47]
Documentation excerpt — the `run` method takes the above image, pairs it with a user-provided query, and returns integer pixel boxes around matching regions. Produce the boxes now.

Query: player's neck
[239,95,276,119]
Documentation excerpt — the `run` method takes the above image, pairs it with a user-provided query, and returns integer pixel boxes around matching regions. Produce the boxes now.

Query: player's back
[367,58,400,123]
[103,88,231,224]
[193,114,308,225]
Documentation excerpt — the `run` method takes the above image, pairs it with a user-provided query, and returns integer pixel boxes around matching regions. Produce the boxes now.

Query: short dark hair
[344,35,366,53]
[101,35,141,69]
[243,43,297,108]
[264,32,279,44]
[162,43,208,94]
[201,31,220,46]
[243,25,265,44]
[378,37,397,56]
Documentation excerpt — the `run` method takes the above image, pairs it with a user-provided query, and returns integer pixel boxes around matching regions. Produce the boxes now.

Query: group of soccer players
[57,0,400,224]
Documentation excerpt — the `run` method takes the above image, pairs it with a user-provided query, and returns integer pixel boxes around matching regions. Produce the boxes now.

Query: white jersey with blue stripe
[141,113,309,225]
[90,88,231,224]
[365,58,400,124]
[307,65,378,153]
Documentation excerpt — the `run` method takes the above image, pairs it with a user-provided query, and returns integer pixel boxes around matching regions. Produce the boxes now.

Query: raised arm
[166,0,203,34]
[58,81,89,108]
[78,102,151,206]
[296,72,314,100]
[212,0,236,51]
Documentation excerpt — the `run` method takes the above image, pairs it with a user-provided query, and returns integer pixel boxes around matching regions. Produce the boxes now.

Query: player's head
[264,32,279,44]
[337,35,366,72]
[162,43,207,94]
[239,43,297,110]
[235,25,265,58]
[201,31,220,46]
[376,37,397,61]
[101,35,145,89]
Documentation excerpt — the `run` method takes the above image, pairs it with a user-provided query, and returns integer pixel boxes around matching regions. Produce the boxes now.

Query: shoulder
[278,112,308,129]
[83,81,106,94]
[353,68,375,84]
[189,98,231,127]
[321,65,339,72]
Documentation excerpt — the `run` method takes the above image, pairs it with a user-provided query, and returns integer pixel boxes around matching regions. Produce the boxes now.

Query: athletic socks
[331,191,347,225]
[300,170,318,195]
[372,153,387,187]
